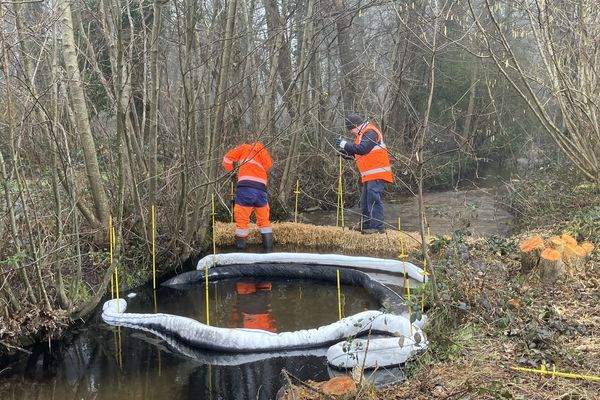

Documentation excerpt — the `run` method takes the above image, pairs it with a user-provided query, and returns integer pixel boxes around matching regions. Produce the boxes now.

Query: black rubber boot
[261,233,273,253]
[235,236,247,251]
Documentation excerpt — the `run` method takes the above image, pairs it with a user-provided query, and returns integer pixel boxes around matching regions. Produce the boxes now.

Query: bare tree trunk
[264,0,297,119]
[277,0,315,206]
[334,0,358,112]
[416,1,440,303]
[58,0,110,227]
[148,0,163,207]
[0,3,37,305]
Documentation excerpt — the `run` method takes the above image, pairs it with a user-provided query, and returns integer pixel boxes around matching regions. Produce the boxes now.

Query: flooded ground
[300,181,513,237]
[0,276,405,400]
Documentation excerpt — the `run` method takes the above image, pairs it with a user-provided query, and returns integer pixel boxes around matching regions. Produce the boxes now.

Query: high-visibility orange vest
[223,142,272,186]
[354,123,393,183]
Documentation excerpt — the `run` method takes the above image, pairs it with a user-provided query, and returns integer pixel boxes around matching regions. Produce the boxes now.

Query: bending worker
[336,113,393,234]
[223,142,273,251]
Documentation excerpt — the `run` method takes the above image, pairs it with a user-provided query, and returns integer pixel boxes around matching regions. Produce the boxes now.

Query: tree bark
[58,0,110,227]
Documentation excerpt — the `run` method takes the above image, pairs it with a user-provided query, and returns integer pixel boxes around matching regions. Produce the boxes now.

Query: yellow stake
[511,366,600,382]
[402,260,408,295]
[207,193,216,326]
[294,179,300,223]
[230,181,234,223]
[398,217,406,258]
[152,205,156,290]
[336,154,345,227]
[211,193,216,263]
[113,224,120,308]
[337,269,342,320]
[110,215,114,299]
[117,326,123,369]
[406,279,413,336]
[421,257,427,312]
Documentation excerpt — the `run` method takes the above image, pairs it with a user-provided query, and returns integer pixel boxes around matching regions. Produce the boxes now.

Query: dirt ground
[282,234,600,399]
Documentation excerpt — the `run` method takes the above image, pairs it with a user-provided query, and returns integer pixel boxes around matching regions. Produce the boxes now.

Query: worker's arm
[223,146,242,172]
[340,130,379,156]
[260,147,273,172]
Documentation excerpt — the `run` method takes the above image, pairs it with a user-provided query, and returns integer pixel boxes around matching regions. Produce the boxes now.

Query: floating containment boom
[102,252,429,368]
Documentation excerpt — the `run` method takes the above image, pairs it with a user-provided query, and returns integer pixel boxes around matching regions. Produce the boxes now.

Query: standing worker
[223,142,273,251]
[335,113,393,234]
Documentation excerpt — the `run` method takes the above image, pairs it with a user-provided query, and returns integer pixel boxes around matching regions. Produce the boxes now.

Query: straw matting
[214,221,422,256]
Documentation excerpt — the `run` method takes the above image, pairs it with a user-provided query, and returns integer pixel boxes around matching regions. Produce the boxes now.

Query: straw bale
[519,236,544,273]
[538,248,564,284]
[213,221,422,256]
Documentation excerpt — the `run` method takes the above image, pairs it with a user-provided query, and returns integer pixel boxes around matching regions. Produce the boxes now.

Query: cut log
[538,248,565,284]
[519,236,544,273]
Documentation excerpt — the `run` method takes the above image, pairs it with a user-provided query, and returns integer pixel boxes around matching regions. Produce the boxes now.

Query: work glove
[335,137,348,150]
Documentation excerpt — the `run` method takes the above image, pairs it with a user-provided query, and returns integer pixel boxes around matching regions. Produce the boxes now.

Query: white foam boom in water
[102,299,428,368]
[196,252,428,283]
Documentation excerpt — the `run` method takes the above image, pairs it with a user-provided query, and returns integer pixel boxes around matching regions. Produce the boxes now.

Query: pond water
[1,177,509,398]
[0,276,406,400]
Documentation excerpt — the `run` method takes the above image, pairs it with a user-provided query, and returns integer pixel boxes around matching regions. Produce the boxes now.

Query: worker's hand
[335,138,348,150]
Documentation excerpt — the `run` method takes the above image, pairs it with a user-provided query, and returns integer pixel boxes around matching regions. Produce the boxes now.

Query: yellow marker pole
[336,155,345,227]
[406,279,413,336]
[157,348,162,377]
[511,366,600,382]
[339,155,345,227]
[110,215,114,299]
[294,179,300,223]
[117,326,123,369]
[336,157,340,227]
[398,217,406,257]
[402,260,408,295]
[207,194,215,326]
[113,224,120,308]
[230,181,234,223]
[152,205,156,290]
[421,257,427,312]
[337,269,342,320]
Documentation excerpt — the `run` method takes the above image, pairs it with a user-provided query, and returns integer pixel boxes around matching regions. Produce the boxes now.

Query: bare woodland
[0,0,598,322]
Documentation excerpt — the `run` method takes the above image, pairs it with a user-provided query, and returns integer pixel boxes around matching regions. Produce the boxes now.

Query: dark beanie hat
[344,113,366,130]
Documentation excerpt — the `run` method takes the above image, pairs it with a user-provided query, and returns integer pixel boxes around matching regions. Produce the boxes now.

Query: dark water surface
[0,278,401,400]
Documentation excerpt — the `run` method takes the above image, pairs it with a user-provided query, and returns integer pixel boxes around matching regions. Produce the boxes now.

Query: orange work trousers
[234,204,271,237]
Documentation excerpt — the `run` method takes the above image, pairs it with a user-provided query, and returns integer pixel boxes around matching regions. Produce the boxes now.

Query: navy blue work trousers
[360,180,386,231]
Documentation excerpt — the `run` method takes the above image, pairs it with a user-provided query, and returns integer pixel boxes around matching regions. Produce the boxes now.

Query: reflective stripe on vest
[354,123,393,183]
[360,166,392,178]
[241,157,266,171]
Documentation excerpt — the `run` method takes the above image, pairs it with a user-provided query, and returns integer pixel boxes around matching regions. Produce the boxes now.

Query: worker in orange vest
[336,113,393,234]
[223,142,273,251]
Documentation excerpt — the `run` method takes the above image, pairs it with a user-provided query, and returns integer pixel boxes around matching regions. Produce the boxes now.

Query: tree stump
[538,248,565,284]
[519,236,544,273]
[581,241,595,258]
[545,236,565,253]
[563,244,587,273]
[561,233,578,247]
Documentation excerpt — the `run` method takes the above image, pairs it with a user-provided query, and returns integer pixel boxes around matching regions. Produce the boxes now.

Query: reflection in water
[0,278,386,399]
